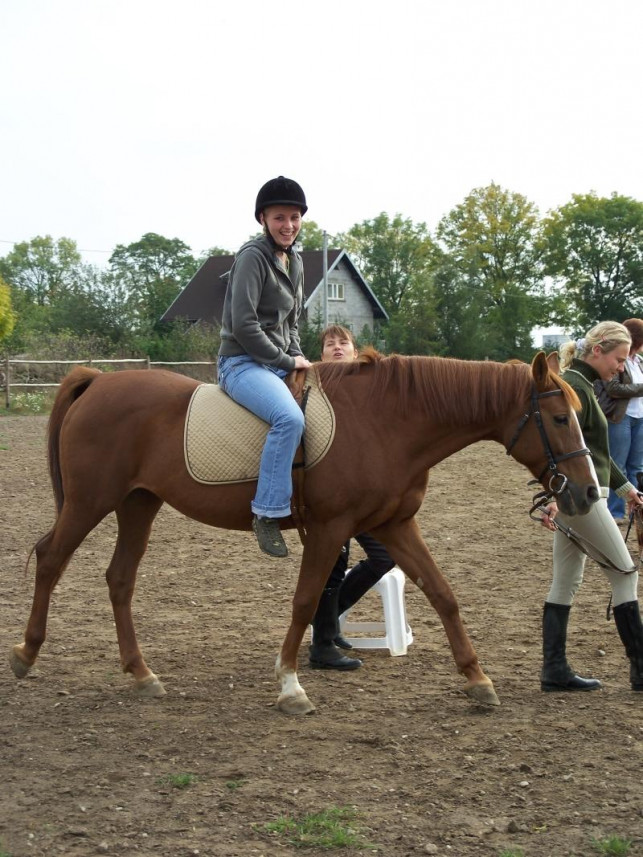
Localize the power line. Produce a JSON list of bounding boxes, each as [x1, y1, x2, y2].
[[0, 238, 112, 255]]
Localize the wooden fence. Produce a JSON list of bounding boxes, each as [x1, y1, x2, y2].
[[2, 357, 216, 408]]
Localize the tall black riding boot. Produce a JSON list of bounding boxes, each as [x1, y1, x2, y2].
[[333, 561, 385, 650], [612, 601, 643, 691], [338, 560, 385, 615], [541, 602, 602, 692], [309, 587, 362, 671]]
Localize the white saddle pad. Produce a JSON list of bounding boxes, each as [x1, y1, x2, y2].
[[183, 368, 335, 484]]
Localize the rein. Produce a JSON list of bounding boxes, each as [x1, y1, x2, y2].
[[519, 385, 636, 577], [506, 386, 590, 501], [528, 492, 637, 575]]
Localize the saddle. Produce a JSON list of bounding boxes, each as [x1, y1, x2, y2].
[[183, 367, 335, 485]]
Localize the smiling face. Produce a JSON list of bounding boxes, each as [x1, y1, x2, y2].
[[586, 342, 630, 380], [259, 204, 302, 250]]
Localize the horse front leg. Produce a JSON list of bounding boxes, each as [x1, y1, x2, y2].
[[107, 491, 165, 697], [376, 517, 500, 707], [276, 527, 347, 715]]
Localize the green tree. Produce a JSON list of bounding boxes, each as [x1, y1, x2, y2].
[[0, 236, 111, 353], [336, 213, 441, 354], [108, 233, 199, 336], [338, 213, 439, 315], [46, 266, 134, 347], [0, 236, 84, 305], [436, 183, 546, 360], [198, 245, 234, 267], [0, 275, 16, 343], [203, 246, 233, 257], [541, 191, 643, 329], [297, 220, 330, 251], [298, 307, 325, 361], [384, 275, 441, 355]]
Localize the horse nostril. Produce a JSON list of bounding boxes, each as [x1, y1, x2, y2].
[[587, 485, 600, 503]]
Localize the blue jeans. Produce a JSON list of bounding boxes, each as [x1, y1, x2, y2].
[[217, 355, 304, 518], [608, 415, 643, 518]]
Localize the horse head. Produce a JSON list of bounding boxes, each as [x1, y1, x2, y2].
[[504, 351, 599, 516]]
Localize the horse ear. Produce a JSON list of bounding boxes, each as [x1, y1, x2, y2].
[[546, 350, 561, 376], [531, 351, 551, 391]]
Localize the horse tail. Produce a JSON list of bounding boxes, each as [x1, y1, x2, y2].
[[48, 367, 101, 514]]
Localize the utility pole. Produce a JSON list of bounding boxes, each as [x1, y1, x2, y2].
[[322, 230, 328, 328]]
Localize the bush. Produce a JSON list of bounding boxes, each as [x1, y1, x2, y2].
[[4, 390, 51, 414]]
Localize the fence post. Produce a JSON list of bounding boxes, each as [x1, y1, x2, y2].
[[4, 355, 9, 410], [146, 356, 151, 370]]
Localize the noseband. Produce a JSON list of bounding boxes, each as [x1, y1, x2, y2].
[[506, 386, 590, 498]]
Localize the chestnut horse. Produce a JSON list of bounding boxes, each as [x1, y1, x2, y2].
[[10, 351, 598, 714]]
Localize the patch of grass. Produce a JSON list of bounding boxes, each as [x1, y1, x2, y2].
[[591, 835, 632, 856], [158, 772, 197, 789], [259, 805, 376, 850], [225, 778, 245, 790], [0, 846, 12, 857], [6, 391, 50, 414]]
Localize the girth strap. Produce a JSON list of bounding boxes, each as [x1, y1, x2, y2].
[[290, 383, 311, 546]]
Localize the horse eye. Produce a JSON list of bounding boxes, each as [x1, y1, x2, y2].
[[553, 415, 569, 426]]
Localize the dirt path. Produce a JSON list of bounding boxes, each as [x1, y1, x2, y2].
[[1, 416, 642, 856]]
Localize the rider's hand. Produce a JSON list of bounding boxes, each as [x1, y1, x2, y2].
[[540, 502, 558, 532], [626, 489, 643, 514], [293, 355, 312, 370]]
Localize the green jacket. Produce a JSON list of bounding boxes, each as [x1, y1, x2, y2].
[[218, 235, 304, 371], [562, 358, 631, 496]]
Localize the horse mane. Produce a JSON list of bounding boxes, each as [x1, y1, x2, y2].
[[315, 352, 580, 423], [549, 371, 581, 411], [357, 345, 383, 365]]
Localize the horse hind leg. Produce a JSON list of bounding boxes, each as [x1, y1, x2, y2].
[[10, 505, 102, 679], [107, 490, 165, 698]]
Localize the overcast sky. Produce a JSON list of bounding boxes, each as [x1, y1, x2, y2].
[[2, 0, 642, 268]]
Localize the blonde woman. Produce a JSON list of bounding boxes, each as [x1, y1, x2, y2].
[[542, 321, 643, 692]]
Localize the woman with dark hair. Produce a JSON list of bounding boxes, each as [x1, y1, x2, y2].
[[307, 325, 396, 671], [217, 177, 311, 558], [602, 318, 643, 521]]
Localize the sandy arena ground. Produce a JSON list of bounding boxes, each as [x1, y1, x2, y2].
[[1, 415, 642, 857]]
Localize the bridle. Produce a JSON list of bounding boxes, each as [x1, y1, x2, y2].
[[511, 385, 635, 578], [506, 385, 590, 501]]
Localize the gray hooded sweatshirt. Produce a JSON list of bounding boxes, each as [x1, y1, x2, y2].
[[218, 235, 304, 371]]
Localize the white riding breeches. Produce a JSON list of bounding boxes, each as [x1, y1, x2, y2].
[[547, 496, 639, 607]]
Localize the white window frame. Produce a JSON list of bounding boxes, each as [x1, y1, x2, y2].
[[328, 281, 345, 301]]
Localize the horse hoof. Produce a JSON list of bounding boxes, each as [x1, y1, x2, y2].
[[464, 680, 501, 707], [277, 692, 316, 715], [9, 645, 32, 679], [134, 674, 166, 698]]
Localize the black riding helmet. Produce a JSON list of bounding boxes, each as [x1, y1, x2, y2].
[[255, 176, 307, 222]]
